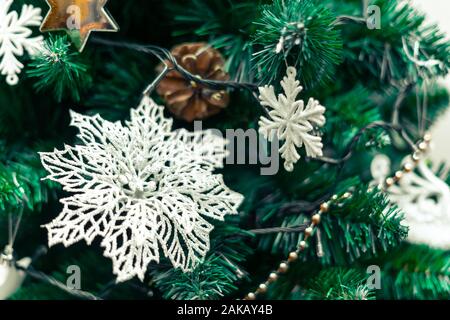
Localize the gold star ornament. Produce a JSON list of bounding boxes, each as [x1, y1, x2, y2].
[[40, 0, 119, 52]]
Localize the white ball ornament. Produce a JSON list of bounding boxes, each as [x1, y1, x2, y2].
[[0, 247, 31, 300]]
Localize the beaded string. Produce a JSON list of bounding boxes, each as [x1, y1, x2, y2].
[[244, 133, 432, 300]]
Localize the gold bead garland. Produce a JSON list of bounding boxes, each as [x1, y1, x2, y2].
[[243, 134, 431, 300], [378, 134, 431, 191], [244, 196, 334, 300]]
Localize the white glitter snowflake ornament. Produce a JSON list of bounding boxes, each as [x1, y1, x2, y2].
[[0, 0, 43, 85], [39, 96, 243, 283], [258, 67, 326, 172], [371, 154, 450, 249]]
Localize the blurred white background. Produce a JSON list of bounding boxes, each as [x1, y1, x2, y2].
[[411, 0, 450, 165]]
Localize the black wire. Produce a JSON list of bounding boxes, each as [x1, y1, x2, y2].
[[248, 224, 309, 235], [13, 246, 101, 300], [15, 264, 101, 300], [314, 121, 417, 169], [91, 37, 259, 93]]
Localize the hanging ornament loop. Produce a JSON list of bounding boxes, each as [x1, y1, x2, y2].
[[6, 173, 28, 254], [0, 245, 14, 266]]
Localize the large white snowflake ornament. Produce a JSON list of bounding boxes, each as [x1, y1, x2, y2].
[[0, 0, 43, 85], [39, 96, 244, 282], [258, 67, 326, 172]]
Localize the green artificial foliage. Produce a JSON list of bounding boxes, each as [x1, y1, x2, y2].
[[305, 268, 376, 300], [1, 0, 448, 301], [341, 0, 450, 85], [375, 244, 450, 300], [252, 0, 343, 88], [318, 186, 407, 264], [0, 165, 24, 211], [0, 156, 54, 212], [85, 50, 155, 121], [10, 250, 150, 300], [254, 183, 407, 264], [27, 36, 92, 102], [151, 222, 253, 300], [167, 0, 259, 82]]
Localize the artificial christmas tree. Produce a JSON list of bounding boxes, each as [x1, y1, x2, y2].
[[0, 0, 448, 301]]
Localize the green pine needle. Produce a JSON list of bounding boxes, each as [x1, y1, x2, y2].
[[0, 151, 56, 214], [306, 268, 376, 300], [167, 0, 258, 82], [376, 244, 450, 300], [255, 183, 407, 264], [151, 222, 252, 300], [27, 36, 92, 102], [252, 0, 343, 88], [343, 0, 450, 84]]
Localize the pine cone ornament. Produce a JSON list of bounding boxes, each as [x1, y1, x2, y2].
[[156, 43, 230, 122]]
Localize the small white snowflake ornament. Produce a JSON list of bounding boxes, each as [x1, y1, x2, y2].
[[0, 0, 43, 85], [258, 67, 326, 172], [39, 96, 244, 283], [371, 154, 450, 249]]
